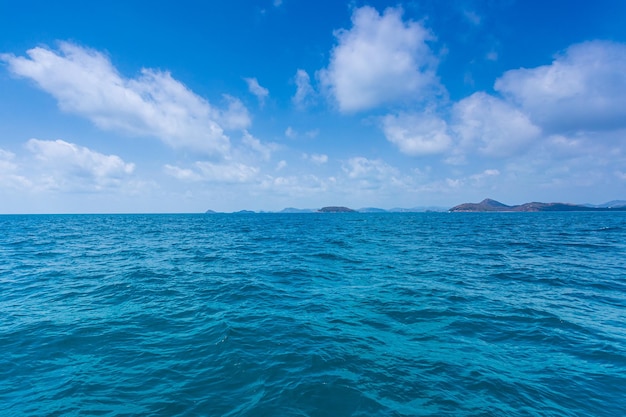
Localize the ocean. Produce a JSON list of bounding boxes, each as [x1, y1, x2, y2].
[[1, 212, 625, 416]]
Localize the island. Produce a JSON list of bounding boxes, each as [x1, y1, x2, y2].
[[449, 198, 626, 212], [317, 206, 356, 213]]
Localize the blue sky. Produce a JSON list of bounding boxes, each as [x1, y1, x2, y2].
[[1, 0, 625, 213]]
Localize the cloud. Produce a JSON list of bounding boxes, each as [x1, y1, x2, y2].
[[305, 153, 328, 164], [343, 156, 398, 181], [319, 6, 440, 112], [25, 139, 135, 191], [165, 160, 259, 183], [0, 148, 31, 189], [451, 92, 541, 157], [284, 126, 318, 139], [469, 168, 500, 183], [292, 69, 315, 108], [463, 10, 481, 26], [259, 173, 335, 201], [382, 112, 452, 155], [241, 130, 275, 161], [446, 169, 501, 189], [305, 129, 320, 139], [244, 77, 269, 106], [495, 41, 626, 133], [0, 149, 17, 171], [162, 165, 199, 181], [219, 95, 251, 131], [285, 126, 297, 138], [1, 42, 251, 154]]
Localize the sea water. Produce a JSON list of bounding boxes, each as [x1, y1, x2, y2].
[[1, 212, 625, 416]]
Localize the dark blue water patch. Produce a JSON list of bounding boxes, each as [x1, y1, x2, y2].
[[1, 212, 625, 416]]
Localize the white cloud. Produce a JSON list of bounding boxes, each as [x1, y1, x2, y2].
[[1, 42, 251, 154], [284, 126, 318, 140], [218, 95, 251, 131], [464, 10, 481, 26], [495, 41, 626, 133], [244, 77, 269, 106], [165, 160, 259, 183], [163, 164, 201, 181], [292, 69, 315, 108], [285, 126, 297, 139], [319, 6, 439, 112], [196, 161, 259, 183], [259, 174, 332, 198], [241, 130, 275, 161], [469, 168, 500, 183], [25, 139, 135, 191], [305, 129, 320, 139], [342, 157, 401, 184], [0, 149, 17, 171], [0, 148, 31, 189], [382, 112, 451, 155], [307, 153, 328, 164], [276, 160, 287, 171], [452, 92, 541, 157]]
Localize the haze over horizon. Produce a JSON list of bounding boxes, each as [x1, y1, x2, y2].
[[1, 0, 626, 213]]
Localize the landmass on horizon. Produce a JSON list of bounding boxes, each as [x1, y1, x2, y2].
[[449, 198, 626, 212], [205, 199, 626, 214]]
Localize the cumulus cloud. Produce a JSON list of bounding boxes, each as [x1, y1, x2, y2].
[[452, 92, 541, 157], [25, 139, 135, 191], [1, 42, 251, 154], [382, 112, 452, 155], [292, 69, 315, 108], [495, 41, 626, 133], [244, 77, 269, 107], [319, 6, 439, 112]]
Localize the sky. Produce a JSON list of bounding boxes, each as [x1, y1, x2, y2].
[[1, 0, 626, 213]]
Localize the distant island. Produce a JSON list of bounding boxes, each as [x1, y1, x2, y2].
[[206, 206, 449, 214], [317, 206, 356, 213], [449, 198, 626, 212], [205, 199, 626, 214]]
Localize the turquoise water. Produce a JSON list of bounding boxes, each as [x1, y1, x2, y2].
[[1, 212, 625, 416]]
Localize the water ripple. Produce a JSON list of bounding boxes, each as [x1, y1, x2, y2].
[[1, 212, 625, 416]]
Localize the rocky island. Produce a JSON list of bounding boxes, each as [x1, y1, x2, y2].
[[449, 199, 626, 212]]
